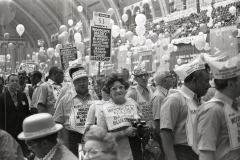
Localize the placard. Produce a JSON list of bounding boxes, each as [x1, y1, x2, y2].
[[59, 43, 77, 70], [93, 12, 110, 28], [19, 60, 37, 74]]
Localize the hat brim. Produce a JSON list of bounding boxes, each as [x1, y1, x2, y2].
[[18, 124, 63, 140], [72, 75, 88, 82]]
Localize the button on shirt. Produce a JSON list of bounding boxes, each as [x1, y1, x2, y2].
[[196, 91, 240, 160], [53, 89, 99, 130], [160, 85, 198, 145]]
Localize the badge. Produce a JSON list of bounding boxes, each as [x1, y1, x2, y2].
[[22, 101, 26, 105]]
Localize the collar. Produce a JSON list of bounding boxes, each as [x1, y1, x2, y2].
[[214, 91, 233, 106], [48, 79, 55, 85], [71, 89, 91, 99], [8, 89, 17, 96], [181, 85, 196, 99], [38, 142, 59, 160], [137, 84, 148, 94], [36, 81, 43, 87], [157, 85, 168, 96]]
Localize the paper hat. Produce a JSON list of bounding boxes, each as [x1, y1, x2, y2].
[[72, 67, 88, 82], [18, 113, 63, 140], [201, 52, 229, 63], [174, 55, 205, 80], [132, 61, 147, 76], [208, 55, 240, 79]]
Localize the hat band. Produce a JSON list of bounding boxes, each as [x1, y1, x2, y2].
[[24, 126, 57, 138]]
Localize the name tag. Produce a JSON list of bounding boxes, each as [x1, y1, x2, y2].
[[22, 101, 26, 105]]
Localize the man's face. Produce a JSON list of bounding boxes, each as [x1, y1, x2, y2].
[[8, 75, 19, 91], [195, 71, 211, 97], [162, 71, 174, 89], [55, 69, 64, 85], [18, 70, 27, 83], [135, 73, 149, 88], [25, 140, 45, 158], [73, 77, 89, 94]]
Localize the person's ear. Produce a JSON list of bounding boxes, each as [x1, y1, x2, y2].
[[228, 80, 237, 89]]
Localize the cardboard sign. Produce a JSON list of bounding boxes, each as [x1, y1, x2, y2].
[[59, 43, 77, 70], [93, 12, 110, 28], [19, 60, 36, 74]]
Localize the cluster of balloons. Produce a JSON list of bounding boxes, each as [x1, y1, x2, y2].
[[193, 32, 210, 51]]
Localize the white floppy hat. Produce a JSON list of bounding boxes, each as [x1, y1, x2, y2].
[[18, 113, 63, 140], [208, 54, 240, 79], [72, 67, 88, 82]]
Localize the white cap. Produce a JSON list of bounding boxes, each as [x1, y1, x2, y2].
[[201, 52, 229, 63], [208, 55, 240, 79], [174, 56, 205, 80], [72, 68, 88, 82]]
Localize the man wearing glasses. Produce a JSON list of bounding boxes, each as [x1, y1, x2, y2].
[[160, 56, 210, 160], [126, 63, 154, 127], [18, 113, 78, 160], [54, 66, 99, 157]]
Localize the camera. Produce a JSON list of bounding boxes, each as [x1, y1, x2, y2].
[[132, 120, 146, 128]]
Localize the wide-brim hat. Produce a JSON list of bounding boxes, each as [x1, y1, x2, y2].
[[18, 113, 63, 140]]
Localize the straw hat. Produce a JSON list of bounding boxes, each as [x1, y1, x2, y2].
[[18, 113, 63, 140]]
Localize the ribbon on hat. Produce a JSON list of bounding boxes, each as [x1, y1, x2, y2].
[[174, 55, 205, 80], [24, 126, 57, 138], [208, 55, 240, 79]]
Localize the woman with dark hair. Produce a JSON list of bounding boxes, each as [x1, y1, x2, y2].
[[97, 73, 142, 160], [81, 126, 118, 160]]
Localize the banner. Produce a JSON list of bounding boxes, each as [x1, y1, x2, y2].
[[171, 34, 207, 44], [60, 43, 77, 70]]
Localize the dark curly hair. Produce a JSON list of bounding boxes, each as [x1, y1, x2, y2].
[[105, 73, 129, 94]]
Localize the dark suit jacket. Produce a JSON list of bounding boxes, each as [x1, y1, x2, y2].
[[0, 90, 31, 139]]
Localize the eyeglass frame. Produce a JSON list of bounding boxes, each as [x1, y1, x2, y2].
[[25, 142, 40, 150], [162, 75, 173, 81], [135, 73, 149, 79], [110, 85, 125, 91]]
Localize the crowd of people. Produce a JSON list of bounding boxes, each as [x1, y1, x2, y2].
[[0, 51, 240, 160]]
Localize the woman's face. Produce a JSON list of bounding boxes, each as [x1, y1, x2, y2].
[[83, 140, 109, 160], [109, 81, 126, 101]]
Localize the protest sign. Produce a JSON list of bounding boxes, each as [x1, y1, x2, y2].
[[59, 43, 77, 70]]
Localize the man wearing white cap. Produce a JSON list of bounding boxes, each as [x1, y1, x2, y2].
[[160, 56, 211, 160], [53, 66, 99, 157], [193, 55, 240, 160], [18, 113, 78, 160], [126, 62, 154, 126]]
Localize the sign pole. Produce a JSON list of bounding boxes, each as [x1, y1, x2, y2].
[[98, 61, 100, 77]]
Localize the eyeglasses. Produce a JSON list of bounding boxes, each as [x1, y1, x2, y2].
[[136, 74, 149, 79], [110, 85, 125, 91], [79, 149, 107, 158], [163, 75, 173, 80], [26, 142, 39, 150]]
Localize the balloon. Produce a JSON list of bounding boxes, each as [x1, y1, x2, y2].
[[175, 64, 179, 68], [112, 25, 120, 38], [206, 12, 211, 17], [58, 33, 68, 44], [27, 54, 30, 58], [229, 36, 232, 39], [126, 31, 134, 41], [168, 44, 174, 52], [62, 31, 69, 40], [74, 33, 82, 42], [149, 30, 153, 35], [150, 33, 158, 43], [39, 49, 45, 57], [207, 6, 213, 12], [110, 19, 114, 26], [122, 14, 128, 22], [163, 44, 168, 51], [165, 54, 170, 60], [145, 39, 153, 49], [154, 60, 158, 64], [85, 56, 90, 63], [56, 44, 62, 53], [4, 33, 9, 39], [59, 25, 67, 33], [159, 34, 164, 40], [35, 52, 39, 56], [6, 54, 11, 60], [120, 29, 126, 37], [8, 43, 14, 49], [131, 36, 139, 46], [138, 36, 146, 45], [126, 58, 131, 64], [204, 43, 210, 51], [68, 19, 73, 26], [54, 52, 60, 57], [177, 58, 182, 65], [16, 24, 25, 36], [127, 51, 132, 57], [231, 43, 234, 46], [77, 42, 85, 52], [141, 61, 145, 68], [77, 6, 83, 12], [135, 14, 146, 27], [136, 26, 146, 36], [47, 48, 54, 58], [173, 46, 178, 52], [108, 8, 114, 15], [55, 61, 58, 64], [164, 32, 170, 38], [232, 29, 238, 37], [198, 32, 204, 37], [0, 0, 16, 25], [191, 41, 195, 46], [152, 50, 156, 55], [229, 6, 236, 15], [87, 48, 90, 54], [194, 36, 206, 50], [199, 24, 207, 33]]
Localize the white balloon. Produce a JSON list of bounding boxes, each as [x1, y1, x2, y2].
[[173, 46, 178, 52], [108, 8, 114, 15], [131, 36, 139, 46], [168, 44, 174, 52], [122, 14, 128, 22], [77, 6, 83, 12], [110, 19, 114, 26], [135, 14, 146, 27], [74, 33, 82, 42], [177, 58, 182, 65], [194, 36, 206, 50], [85, 56, 90, 63], [59, 25, 68, 33], [112, 25, 120, 38], [68, 19, 73, 26], [120, 29, 126, 37], [138, 36, 146, 45], [229, 6, 236, 15], [136, 26, 146, 36], [207, 6, 213, 12], [47, 48, 54, 58], [204, 43, 210, 51], [127, 51, 132, 57], [145, 39, 153, 49], [126, 58, 131, 64], [16, 24, 25, 36], [6, 54, 11, 60]]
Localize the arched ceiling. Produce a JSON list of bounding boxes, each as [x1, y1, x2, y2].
[[2, 0, 165, 48]]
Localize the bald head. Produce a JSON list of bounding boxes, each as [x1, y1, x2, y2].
[[154, 68, 173, 89]]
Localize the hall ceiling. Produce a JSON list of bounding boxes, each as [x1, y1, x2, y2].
[[6, 0, 141, 48]]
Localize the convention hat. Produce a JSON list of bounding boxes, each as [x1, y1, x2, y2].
[[207, 54, 240, 79], [201, 51, 229, 63], [18, 113, 63, 140], [174, 55, 205, 80], [132, 61, 147, 76], [71, 66, 88, 82]]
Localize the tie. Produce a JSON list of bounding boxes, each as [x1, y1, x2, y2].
[[142, 88, 150, 101], [12, 93, 18, 107]]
